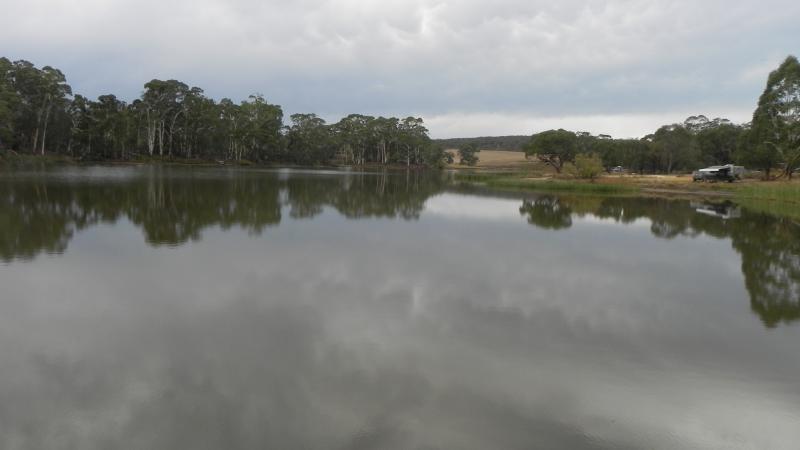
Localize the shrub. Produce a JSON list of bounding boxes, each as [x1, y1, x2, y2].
[[574, 153, 604, 181]]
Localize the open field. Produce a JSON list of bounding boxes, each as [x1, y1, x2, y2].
[[451, 151, 800, 207], [446, 149, 543, 170]]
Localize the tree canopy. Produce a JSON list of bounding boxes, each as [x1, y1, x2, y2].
[[0, 57, 446, 168], [459, 143, 479, 166], [3, 54, 799, 175], [738, 55, 800, 178], [524, 129, 577, 173]]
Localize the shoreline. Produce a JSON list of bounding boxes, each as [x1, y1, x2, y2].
[[3, 152, 798, 210]]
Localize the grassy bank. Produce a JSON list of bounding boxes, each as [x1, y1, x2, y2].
[[732, 183, 800, 220], [0, 150, 75, 168], [733, 183, 800, 203], [455, 165, 800, 208]]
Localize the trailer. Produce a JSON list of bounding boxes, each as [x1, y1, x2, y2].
[[692, 164, 744, 183]]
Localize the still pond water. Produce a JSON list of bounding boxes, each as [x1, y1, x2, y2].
[[1, 166, 799, 449]]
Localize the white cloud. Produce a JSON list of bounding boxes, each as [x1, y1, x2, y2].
[[425, 108, 754, 139], [1, 0, 798, 136]]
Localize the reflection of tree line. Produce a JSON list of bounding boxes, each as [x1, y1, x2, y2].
[[286, 170, 437, 221], [520, 196, 800, 328], [4, 172, 797, 329], [0, 169, 445, 261]]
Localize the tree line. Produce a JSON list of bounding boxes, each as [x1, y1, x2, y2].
[[517, 56, 799, 178], [0, 57, 447, 167], [434, 135, 530, 152], [524, 115, 745, 175]]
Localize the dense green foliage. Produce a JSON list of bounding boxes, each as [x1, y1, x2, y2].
[[524, 129, 578, 173], [738, 56, 800, 178], [524, 118, 745, 174], [434, 135, 529, 151], [3, 54, 798, 174], [459, 143, 479, 165], [0, 57, 446, 167]]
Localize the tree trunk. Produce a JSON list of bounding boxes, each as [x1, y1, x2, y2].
[[158, 120, 165, 157], [146, 110, 156, 156], [40, 103, 52, 155], [32, 127, 39, 154]]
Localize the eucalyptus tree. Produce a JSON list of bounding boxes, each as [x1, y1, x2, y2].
[[286, 113, 335, 164], [650, 124, 698, 173], [524, 129, 577, 173], [740, 55, 800, 178], [398, 117, 428, 166], [332, 114, 372, 164], [6, 60, 72, 154], [180, 90, 219, 159], [1, 55, 445, 168], [65, 94, 92, 157], [92, 94, 128, 159], [34, 66, 72, 154], [140, 79, 190, 157], [695, 123, 743, 166], [623, 139, 657, 174], [239, 94, 284, 162], [0, 57, 18, 147], [419, 142, 448, 168], [218, 98, 245, 161], [371, 116, 399, 164], [459, 142, 478, 165]]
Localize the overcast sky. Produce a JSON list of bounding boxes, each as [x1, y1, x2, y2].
[[2, 0, 798, 138]]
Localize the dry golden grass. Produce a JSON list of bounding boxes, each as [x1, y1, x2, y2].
[[446, 150, 544, 170], [450, 151, 800, 200]]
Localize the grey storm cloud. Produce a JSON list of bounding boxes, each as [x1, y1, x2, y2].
[[2, 0, 799, 137]]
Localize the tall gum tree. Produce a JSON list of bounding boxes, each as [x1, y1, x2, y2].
[[741, 55, 800, 178]]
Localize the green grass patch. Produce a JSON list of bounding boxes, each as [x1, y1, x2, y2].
[[0, 151, 75, 168], [734, 183, 800, 202], [732, 183, 800, 220], [735, 198, 800, 221]]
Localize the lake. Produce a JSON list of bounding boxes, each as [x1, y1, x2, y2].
[[1, 166, 799, 449]]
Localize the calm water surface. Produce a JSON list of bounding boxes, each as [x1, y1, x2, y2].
[[1, 166, 799, 449]]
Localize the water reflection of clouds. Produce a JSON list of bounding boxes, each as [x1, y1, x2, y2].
[[577, 215, 652, 229], [2, 170, 800, 448], [425, 193, 524, 222], [2, 196, 800, 449]]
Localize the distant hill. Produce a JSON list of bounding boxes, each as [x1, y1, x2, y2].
[[433, 135, 529, 151]]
